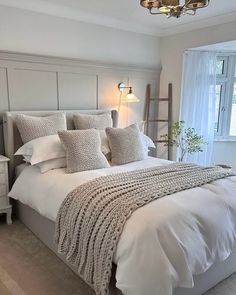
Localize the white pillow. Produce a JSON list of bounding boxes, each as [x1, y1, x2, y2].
[[22, 155, 31, 163], [15, 132, 112, 166], [141, 133, 156, 151], [138, 121, 146, 133], [36, 158, 66, 173], [15, 134, 65, 165], [137, 121, 156, 152]]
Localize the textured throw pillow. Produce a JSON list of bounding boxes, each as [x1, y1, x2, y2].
[[99, 130, 155, 157], [15, 134, 65, 165], [15, 113, 67, 143], [106, 124, 146, 165], [58, 130, 110, 173], [73, 112, 112, 130]]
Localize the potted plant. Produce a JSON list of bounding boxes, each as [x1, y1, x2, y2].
[[160, 121, 208, 162]]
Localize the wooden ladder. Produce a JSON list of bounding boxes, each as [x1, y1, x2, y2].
[[144, 83, 173, 160]]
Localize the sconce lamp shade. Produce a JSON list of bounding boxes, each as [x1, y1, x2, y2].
[[118, 82, 140, 103], [124, 93, 140, 102]]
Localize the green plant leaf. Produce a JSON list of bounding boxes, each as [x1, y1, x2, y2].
[[160, 120, 208, 160]]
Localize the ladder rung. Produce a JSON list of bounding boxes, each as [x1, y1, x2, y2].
[[158, 98, 169, 101], [153, 140, 168, 143], [150, 98, 169, 101], [148, 119, 168, 123]]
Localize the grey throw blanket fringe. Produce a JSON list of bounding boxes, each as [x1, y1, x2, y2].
[[54, 163, 235, 295]]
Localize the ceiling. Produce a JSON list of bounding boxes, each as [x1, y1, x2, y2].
[[0, 0, 236, 36], [193, 40, 236, 52]]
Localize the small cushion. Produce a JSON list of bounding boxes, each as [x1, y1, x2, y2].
[[58, 129, 110, 173], [106, 124, 146, 165], [99, 130, 155, 158], [15, 113, 67, 143], [73, 112, 112, 130]]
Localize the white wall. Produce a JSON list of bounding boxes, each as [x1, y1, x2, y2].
[[0, 5, 161, 69], [213, 142, 236, 169], [0, 5, 161, 156], [160, 20, 236, 169]]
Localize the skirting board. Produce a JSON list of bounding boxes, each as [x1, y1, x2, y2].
[[15, 201, 236, 295]]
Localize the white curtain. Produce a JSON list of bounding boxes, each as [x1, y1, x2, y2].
[[180, 50, 217, 165]]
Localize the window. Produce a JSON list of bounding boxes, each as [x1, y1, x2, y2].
[[214, 84, 224, 133], [230, 83, 236, 136], [216, 58, 227, 76], [215, 55, 236, 140]]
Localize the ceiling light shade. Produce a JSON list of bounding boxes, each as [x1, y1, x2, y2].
[[140, 0, 180, 8], [140, 0, 210, 18], [162, 0, 179, 5], [140, 0, 161, 9], [185, 0, 208, 9]]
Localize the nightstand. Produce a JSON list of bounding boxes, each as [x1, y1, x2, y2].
[[0, 155, 12, 225]]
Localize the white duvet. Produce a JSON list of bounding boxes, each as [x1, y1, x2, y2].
[[9, 157, 236, 295]]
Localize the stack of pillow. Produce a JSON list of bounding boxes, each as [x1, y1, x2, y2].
[[15, 112, 155, 174]]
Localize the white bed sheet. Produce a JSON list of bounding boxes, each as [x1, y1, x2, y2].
[[9, 157, 236, 295], [10, 157, 170, 221], [15, 163, 29, 178]]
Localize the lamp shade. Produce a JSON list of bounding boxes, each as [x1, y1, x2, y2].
[[185, 0, 208, 9], [123, 93, 140, 103], [118, 82, 140, 103], [140, 0, 179, 8], [162, 0, 179, 5], [140, 0, 160, 8]]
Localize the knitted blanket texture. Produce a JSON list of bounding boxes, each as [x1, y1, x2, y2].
[[55, 163, 235, 295]]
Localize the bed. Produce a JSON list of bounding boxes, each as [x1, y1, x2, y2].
[[3, 110, 236, 295]]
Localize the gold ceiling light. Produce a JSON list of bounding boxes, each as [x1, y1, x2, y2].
[[140, 0, 210, 18]]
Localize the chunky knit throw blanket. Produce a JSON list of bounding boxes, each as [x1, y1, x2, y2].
[[55, 163, 235, 295]]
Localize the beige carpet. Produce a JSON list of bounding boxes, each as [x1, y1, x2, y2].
[[0, 217, 236, 295]]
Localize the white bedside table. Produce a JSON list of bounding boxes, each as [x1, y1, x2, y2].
[[0, 155, 12, 225]]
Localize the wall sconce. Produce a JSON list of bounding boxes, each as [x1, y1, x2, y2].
[[118, 82, 140, 103]]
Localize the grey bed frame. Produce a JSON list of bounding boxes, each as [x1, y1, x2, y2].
[[3, 110, 236, 295]]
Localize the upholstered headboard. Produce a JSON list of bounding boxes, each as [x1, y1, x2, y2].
[[3, 109, 118, 185]]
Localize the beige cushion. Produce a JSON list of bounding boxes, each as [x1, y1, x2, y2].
[[73, 112, 112, 130], [106, 124, 146, 165], [15, 113, 67, 143], [58, 129, 110, 173]]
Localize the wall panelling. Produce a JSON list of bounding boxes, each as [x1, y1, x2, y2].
[[0, 51, 161, 154]]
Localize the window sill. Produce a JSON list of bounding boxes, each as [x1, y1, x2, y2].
[[214, 138, 236, 142]]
